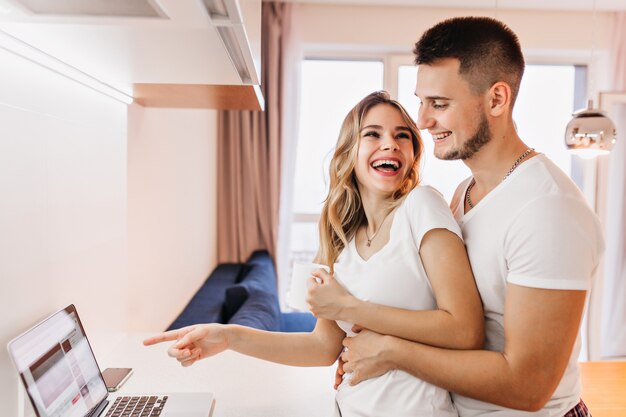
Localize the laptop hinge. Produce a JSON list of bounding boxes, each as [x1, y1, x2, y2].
[[88, 398, 109, 417]]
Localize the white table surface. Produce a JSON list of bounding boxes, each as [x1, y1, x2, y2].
[[91, 333, 337, 417]]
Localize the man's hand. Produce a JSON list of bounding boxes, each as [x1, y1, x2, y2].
[[341, 329, 394, 386]]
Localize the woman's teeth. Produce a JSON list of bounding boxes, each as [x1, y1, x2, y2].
[[372, 160, 400, 171]]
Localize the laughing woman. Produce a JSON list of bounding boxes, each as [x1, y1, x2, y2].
[[144, 91, 483, 417]]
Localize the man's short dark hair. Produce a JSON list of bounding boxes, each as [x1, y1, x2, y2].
[[413, 16, 525, 106]]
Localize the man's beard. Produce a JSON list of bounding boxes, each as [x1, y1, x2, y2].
[[439, 113, 492, 160]]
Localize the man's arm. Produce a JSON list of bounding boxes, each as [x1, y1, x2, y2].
[[342, 284, 586, 411]]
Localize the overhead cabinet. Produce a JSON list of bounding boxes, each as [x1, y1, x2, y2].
[[0, 0, 263, 110]]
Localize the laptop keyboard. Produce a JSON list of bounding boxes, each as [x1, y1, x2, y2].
[[105, 395, 168, 417]]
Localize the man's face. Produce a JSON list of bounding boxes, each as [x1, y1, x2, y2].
[[415, 58, 492, 161]]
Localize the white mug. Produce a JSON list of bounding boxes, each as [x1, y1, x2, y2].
[[287, 262, 330, 311]]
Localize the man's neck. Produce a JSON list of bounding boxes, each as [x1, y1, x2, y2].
[[464, 128, 530, 191]]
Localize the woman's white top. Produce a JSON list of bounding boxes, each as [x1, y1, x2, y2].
[[334, 186, 462, 417]]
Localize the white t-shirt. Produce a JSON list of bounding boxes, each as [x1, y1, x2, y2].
[[450, 154, 604, 417], [334, 186, 462, 417]]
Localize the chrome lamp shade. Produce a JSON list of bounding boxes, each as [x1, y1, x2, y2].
[[565, 100, 617, 157]]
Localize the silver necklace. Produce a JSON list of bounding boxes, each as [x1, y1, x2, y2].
[[365, 210, 392, 247], [465, 148, 534, 209]]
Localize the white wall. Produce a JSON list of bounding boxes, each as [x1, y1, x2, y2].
[[127, 106, 218, 331], [298, 5, 613, 54], [0, 49, 128, 416], [0, 47, 219, 417]]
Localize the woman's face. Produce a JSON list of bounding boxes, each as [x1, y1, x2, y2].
[[354, 103, 415, 198]]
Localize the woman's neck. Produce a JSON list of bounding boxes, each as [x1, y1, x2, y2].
[[360, 192, 394, 233]]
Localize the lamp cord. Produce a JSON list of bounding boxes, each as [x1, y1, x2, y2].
[[590, 0, 596, 103]]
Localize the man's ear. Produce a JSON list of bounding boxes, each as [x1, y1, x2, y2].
[[487, 82, 511, 117]]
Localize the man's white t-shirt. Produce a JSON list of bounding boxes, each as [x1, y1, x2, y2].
[[450, 154, 604, 417], [333, 185, 462, 417]]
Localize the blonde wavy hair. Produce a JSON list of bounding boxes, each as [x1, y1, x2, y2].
[[317, 91, 423, 269]]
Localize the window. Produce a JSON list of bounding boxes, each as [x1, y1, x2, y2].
[[285, 57, 584, 307]]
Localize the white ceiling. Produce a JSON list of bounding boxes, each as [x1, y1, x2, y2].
[[275, 0, 626, 11]]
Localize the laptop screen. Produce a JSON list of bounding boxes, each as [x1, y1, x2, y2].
[[7, 305, 108, 417]]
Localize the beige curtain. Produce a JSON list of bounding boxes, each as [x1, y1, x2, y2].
[[217, 2, 294, 264]]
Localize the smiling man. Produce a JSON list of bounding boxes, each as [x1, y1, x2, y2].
[[339, 16, 604, 417]]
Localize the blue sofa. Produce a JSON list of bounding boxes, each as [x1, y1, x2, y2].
[[168, 250, 317, 332]]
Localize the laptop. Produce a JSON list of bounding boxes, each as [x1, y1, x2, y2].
[[7, 304, 215, 417]]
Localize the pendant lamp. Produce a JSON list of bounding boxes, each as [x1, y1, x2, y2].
[[564, 0, 617, 158], [564, 99, 617, 158]]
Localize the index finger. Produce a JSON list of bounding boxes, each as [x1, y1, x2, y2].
[[334, 358, 345, 390], [143, 329, 186, 346]]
